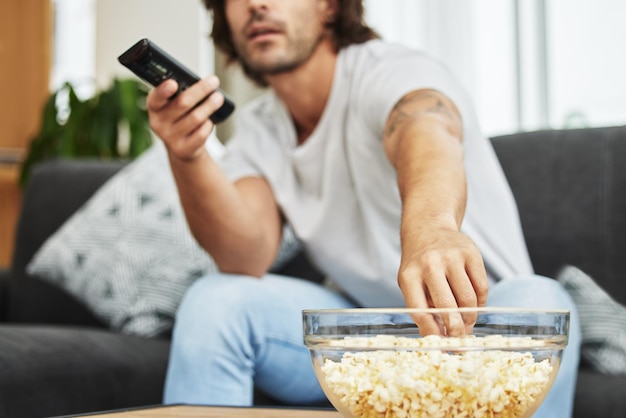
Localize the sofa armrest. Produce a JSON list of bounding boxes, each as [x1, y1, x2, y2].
[[0, 268, 9, 321], [6, 158, 126, 324]]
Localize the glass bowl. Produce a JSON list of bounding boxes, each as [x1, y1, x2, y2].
[[303, 307, 569, 418]]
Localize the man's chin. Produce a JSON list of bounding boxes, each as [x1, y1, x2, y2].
[[244, 59, 300, 78]]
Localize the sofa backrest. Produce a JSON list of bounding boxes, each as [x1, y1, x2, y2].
[[491, 125, 626, 305]]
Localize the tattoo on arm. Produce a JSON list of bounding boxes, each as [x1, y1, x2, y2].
[[384, 90, 461, 139]]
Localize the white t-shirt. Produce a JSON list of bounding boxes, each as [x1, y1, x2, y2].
[[219, 40, 533, 307]]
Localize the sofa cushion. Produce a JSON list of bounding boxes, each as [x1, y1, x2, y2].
[[8, 159, 125, 326], [26, 139, 300, 337], [556, 265, 626, 376], [0, 324, 169, 418]]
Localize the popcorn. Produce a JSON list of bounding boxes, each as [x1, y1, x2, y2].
[[319, 335, 553, 418]]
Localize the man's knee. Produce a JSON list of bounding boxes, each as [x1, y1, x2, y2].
[[173, 273, 269, 340], [488, 275, 575, 310], [178, 273, 261, 312], [488, 275, 581, 350]]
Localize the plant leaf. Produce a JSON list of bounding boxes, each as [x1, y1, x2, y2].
[[20, 78, 153, 187]]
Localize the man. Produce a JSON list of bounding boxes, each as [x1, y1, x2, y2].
[[146, 0, 580, 416]]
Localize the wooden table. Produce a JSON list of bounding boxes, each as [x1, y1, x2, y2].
[[78, 405, 342, 417]]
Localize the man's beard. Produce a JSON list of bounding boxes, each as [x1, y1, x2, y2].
[[236, 31, 325, 87]]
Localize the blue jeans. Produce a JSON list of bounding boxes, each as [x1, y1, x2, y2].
[[163, 273, 581, 417]]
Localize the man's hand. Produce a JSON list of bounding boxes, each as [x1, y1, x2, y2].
[[146, 76, 225, 161], [397, 221, 488, 336]]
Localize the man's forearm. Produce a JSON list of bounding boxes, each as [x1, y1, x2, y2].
[[396, 118, 466, 234], [383, 89, 466, 231], [167, 149, 281, 276]]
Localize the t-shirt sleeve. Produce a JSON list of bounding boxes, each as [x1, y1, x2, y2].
[[218, 140, 260, 182], [217, 109, 265, 183], [353, 42, 470, 138]]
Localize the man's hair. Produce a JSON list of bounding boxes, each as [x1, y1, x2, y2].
[[202, 0, 380, 86]]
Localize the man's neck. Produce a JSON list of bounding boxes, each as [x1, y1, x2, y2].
[[266, 38, 337, 144]]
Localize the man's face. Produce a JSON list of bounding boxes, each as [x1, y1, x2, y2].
[[225, 0, 332, 76]]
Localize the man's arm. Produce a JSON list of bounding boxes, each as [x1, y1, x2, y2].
[[147, 76, 282, 277], [383, 89, 488, 335]]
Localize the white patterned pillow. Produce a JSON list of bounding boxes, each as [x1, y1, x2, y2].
[[556, 265, 626, 376], [27, 138, 300, 337]]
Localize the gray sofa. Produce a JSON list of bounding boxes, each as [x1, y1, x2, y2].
[[1, 125, 626, 417]]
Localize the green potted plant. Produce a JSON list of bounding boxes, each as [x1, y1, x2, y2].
[[20, 78, 153, 186]]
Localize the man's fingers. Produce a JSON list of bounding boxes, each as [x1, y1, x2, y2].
[[147, 79, 179, 110], [402, 261, 482, 337], [423, 271, 467, 337], [148, 76, 220, 117], [170, 76, 220, 121], [445, 264, 479, 330], [170, 92, 220, 135], [401, 279, 445, 336], [467, 256, 489, 307]]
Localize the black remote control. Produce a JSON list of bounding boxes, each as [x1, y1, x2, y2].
[[118, 38, 235, 124]]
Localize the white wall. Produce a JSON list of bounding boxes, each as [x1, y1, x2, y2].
[[94, 0, 213, 91], [50, 0, 97, 98], [547, 0, 626, 129]]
